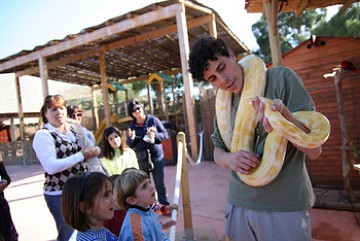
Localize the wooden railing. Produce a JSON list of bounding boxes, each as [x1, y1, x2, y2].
[[169, 132, 196, 241], [0, 140, 39, 165]]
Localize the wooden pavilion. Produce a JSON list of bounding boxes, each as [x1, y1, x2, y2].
[[0, 0, 249, 159]]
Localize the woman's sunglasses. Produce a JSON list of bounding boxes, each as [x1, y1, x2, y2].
[[132, 107, 141, 113]]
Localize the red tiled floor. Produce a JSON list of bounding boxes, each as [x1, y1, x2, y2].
[[5, 162, 360, 241]]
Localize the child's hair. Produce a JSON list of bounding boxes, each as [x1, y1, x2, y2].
[[102, 126, 127, 159], [188, 36, 230, 81], [109, 174, 120, 187], [61, 172, 111, 231], [114, 169, 148, 210]]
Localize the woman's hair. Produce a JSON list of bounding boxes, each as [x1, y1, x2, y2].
[[40, 95, 66, 123], [188, 36, 230, 81], [127, 101, 144, 120], [114, 169, 148, 210], [102, 126, 127, 159], [67, 105, 82, 119], [61, 172, 111, 232]]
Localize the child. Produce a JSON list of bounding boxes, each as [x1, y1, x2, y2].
[[67, 105, 108, 175], [61, 172, 117, 241], [114, 169, 175, 240], [102, 126, 139, 175]]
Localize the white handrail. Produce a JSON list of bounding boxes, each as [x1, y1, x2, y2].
[[169, 140, 184, 241]]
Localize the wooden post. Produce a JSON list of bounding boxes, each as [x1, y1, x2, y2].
[[333, 68, 355, 201], [39, 57, 49, 98], [208, 13, 217, 38], [114, 91, 119, 115], [175, 1, 198, 160], [147, 84, 153, 115], [177, 132, 194, 240], [262, 0, 282, 66], [92, 88, 100, 129], [10, 118, 15, 142], [99, 52, 111, 127], [14, 75, 26, 165]]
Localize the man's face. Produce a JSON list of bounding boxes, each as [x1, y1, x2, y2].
[[203, 51, 244, 94]]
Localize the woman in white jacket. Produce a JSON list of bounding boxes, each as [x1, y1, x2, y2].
[[32, 95, 99, 241]]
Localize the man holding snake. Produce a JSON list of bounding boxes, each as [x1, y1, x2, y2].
[[189, 36, 326, 241]]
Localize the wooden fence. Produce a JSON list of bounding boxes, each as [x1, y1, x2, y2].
[[0, 140, 39, 165]]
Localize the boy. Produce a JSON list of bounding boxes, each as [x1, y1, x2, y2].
[[114, 169, 175, 240]]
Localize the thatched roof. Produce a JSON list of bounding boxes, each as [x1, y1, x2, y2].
[[0, 0, 249, 87], [245, 0, 358, 16]]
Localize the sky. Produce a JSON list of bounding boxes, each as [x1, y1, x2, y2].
[[0, 0, 263, 59]]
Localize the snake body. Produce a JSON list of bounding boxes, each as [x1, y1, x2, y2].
[[216, 55, 330, 187]]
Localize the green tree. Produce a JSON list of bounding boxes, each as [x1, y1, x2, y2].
[[313, 3, 360, 36], [252, 9, 326, 63], [252, 3, 360, 64]]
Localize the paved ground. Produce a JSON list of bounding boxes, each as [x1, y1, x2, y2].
[[4, 162, 360, 241]]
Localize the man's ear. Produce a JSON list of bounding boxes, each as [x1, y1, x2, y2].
[[228, 49, 236, 59], [126, 196, 137, 205]]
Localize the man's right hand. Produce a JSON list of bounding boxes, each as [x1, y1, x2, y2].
[[214, 147, 260, 174]]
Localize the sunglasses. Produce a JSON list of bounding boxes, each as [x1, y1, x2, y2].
[[132, 107, 141, 113], [74, 113, 82, 117]]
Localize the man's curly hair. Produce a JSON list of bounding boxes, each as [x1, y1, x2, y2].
[[188, 36, 230, 81]]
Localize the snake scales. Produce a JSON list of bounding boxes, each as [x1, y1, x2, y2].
[[215, 55, 330, 187]]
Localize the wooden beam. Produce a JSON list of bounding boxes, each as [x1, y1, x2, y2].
[[295, 0, 309, 17], [342, 0, 356, 10], [92, 89, 100, 129], [15, 15, 213, 77], [0, 4, 180, 72], [176, 1, 199, 179], [263, 0, 282, 66], [183, 0, 213, 14], [332, 69, 355, 201], [99, 52, 111, 127], [38, 57, 49, 98], [15, 76, 25, 165], [271, 0, 278, 35], [208, 13, 217, 38]]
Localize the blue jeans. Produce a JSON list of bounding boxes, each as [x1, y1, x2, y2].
[[44, 194, 74, 241], [151, 155, 169, 205]]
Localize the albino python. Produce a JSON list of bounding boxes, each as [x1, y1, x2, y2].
[[215, 55, 330, 187]]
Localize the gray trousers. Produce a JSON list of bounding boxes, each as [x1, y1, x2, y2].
[[225, 204, 311, 241]]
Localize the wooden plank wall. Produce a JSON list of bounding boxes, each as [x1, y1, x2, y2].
[[200, 88, 216, 162], [278, 37, 360, 189]]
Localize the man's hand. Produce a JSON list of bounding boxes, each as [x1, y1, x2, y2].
[[214, 147, 260, 175]]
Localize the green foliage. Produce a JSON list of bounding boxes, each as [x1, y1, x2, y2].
[[252, 3, 360, 63], [252, 9, 326, 63], [313, 3, 360, 36]]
